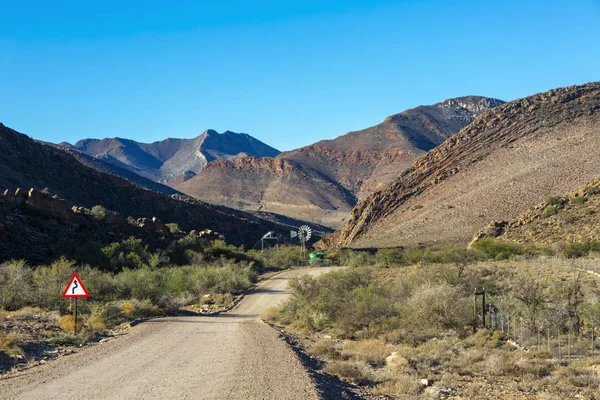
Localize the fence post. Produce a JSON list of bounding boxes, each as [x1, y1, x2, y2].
[[568, 330, 571, 365], [558, 332, 562, 360], [473, 288, 477, 332], [482, 288, 486, 329]]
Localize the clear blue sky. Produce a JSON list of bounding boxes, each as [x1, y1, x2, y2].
[[1, 0, 599, 151]]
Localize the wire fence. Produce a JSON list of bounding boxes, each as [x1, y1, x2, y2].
[[476, 256, 600, 363]]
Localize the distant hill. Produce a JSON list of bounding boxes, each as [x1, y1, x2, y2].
[[61, 130, 280, 185], [175, 96, 503, 227], [473, 178, 600, 247], [323, 82, 600, 248], [175, 157, 356, 228], [0, 123, 326, 247]]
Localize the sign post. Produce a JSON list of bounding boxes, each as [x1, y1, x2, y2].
[[62, 272, 90, 334]]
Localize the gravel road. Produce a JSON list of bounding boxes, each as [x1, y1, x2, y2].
[[0, 267, 339, 400]]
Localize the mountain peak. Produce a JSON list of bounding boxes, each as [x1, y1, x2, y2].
[[66, 129, 280, 184], [437, 96, 505, 113]]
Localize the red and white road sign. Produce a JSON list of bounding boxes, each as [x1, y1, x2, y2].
[[62, 272, 90, 298]]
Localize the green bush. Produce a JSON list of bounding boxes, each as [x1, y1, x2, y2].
[[546, 196, 562, 206], [0, 260, 32, 310], [247, 245, 303, 270], [402, 282, 471, 331], [31, 258, 75, 312], [562, 240, 600, 258], [471, 239, 522, 260], [102, 237, 150, 272], [542, 204, 560, 217], [285, 268, 396, 335]]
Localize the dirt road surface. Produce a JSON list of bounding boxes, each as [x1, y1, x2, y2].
[[0, 267, 340, 400]]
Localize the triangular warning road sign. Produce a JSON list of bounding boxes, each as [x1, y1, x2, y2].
[[62, 272, 90, 298]]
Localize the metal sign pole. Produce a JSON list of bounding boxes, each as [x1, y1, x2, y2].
[[73, 298, 78, 335]]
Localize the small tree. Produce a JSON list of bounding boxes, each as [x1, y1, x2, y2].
[[91, 205, 109, 220]]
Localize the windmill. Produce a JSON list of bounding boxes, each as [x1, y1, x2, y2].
[[297, 225, 312, 261]]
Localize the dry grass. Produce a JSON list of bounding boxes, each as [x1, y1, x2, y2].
[[308, 338, 340, 359], [120, 301, 136, 317], [260, 306, 280, 324], [324, 360, 377, 385], [341, 339, 389, 366], [0, 332, 24, 357], [86, 316, 107, 333], [373, 375, 421, 397], [555, 367, 600, 388], [58, 315, 82, 333]]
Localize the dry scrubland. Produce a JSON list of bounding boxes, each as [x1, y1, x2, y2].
[[0, 238, 304, 372], [265, 244, 600, 399]]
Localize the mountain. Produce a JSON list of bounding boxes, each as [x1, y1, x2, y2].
[[279, 96, 505, 199], [322, 82, 600, 249], [174, 96, 503, 227], [0, 123, 327, 247], [175, 157, 356, 228], [42, 142, 181, 196], [473, 178, 600, 247], [61, 130, 280, 185]]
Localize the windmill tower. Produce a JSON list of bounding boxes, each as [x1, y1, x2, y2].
[[297, 225, 312, 262]]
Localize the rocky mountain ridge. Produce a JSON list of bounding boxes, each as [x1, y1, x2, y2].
[[322, 82, 600, 248], [61, 129, 280, 184]]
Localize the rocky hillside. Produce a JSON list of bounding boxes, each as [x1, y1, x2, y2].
[[44, 143, 181, 196], [323, 82, 600, 249], [175, 157, 356, 228], [61, 130, 280, 184], [473, 179, 600, 247], [175, 96, 503, 227], [0, 123, 324, 247], [279, 96, 504, 198]]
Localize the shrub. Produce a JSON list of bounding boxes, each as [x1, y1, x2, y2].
[[563, 241, 600, 258], [0, 260, 32, 311], [90, 205, 109, 220], [557, 367, 600, 388], [117, 267, 168, 303], [471, 239, 522, 260], [546, 196, 562, 206], [86, 316, 107, 332], [248, 245, 303, 270], [373, 375, 421, 396], [375, 248, 406, 266], [324, 360, 376, 385], [342, 339, 389, 366], [165, 223, 182, 233], [120, 301, 136, 317], [542, 205, 560, 217], [402, 283, 471, 332], [0, 332, 24, 357], [31, 258, 75, 311], [47, 333, 87, 347], [58, 314, 82, 333], [102, 237, 150, 271], [261, 306, 281, 324], [308, 338, 341, 359]]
